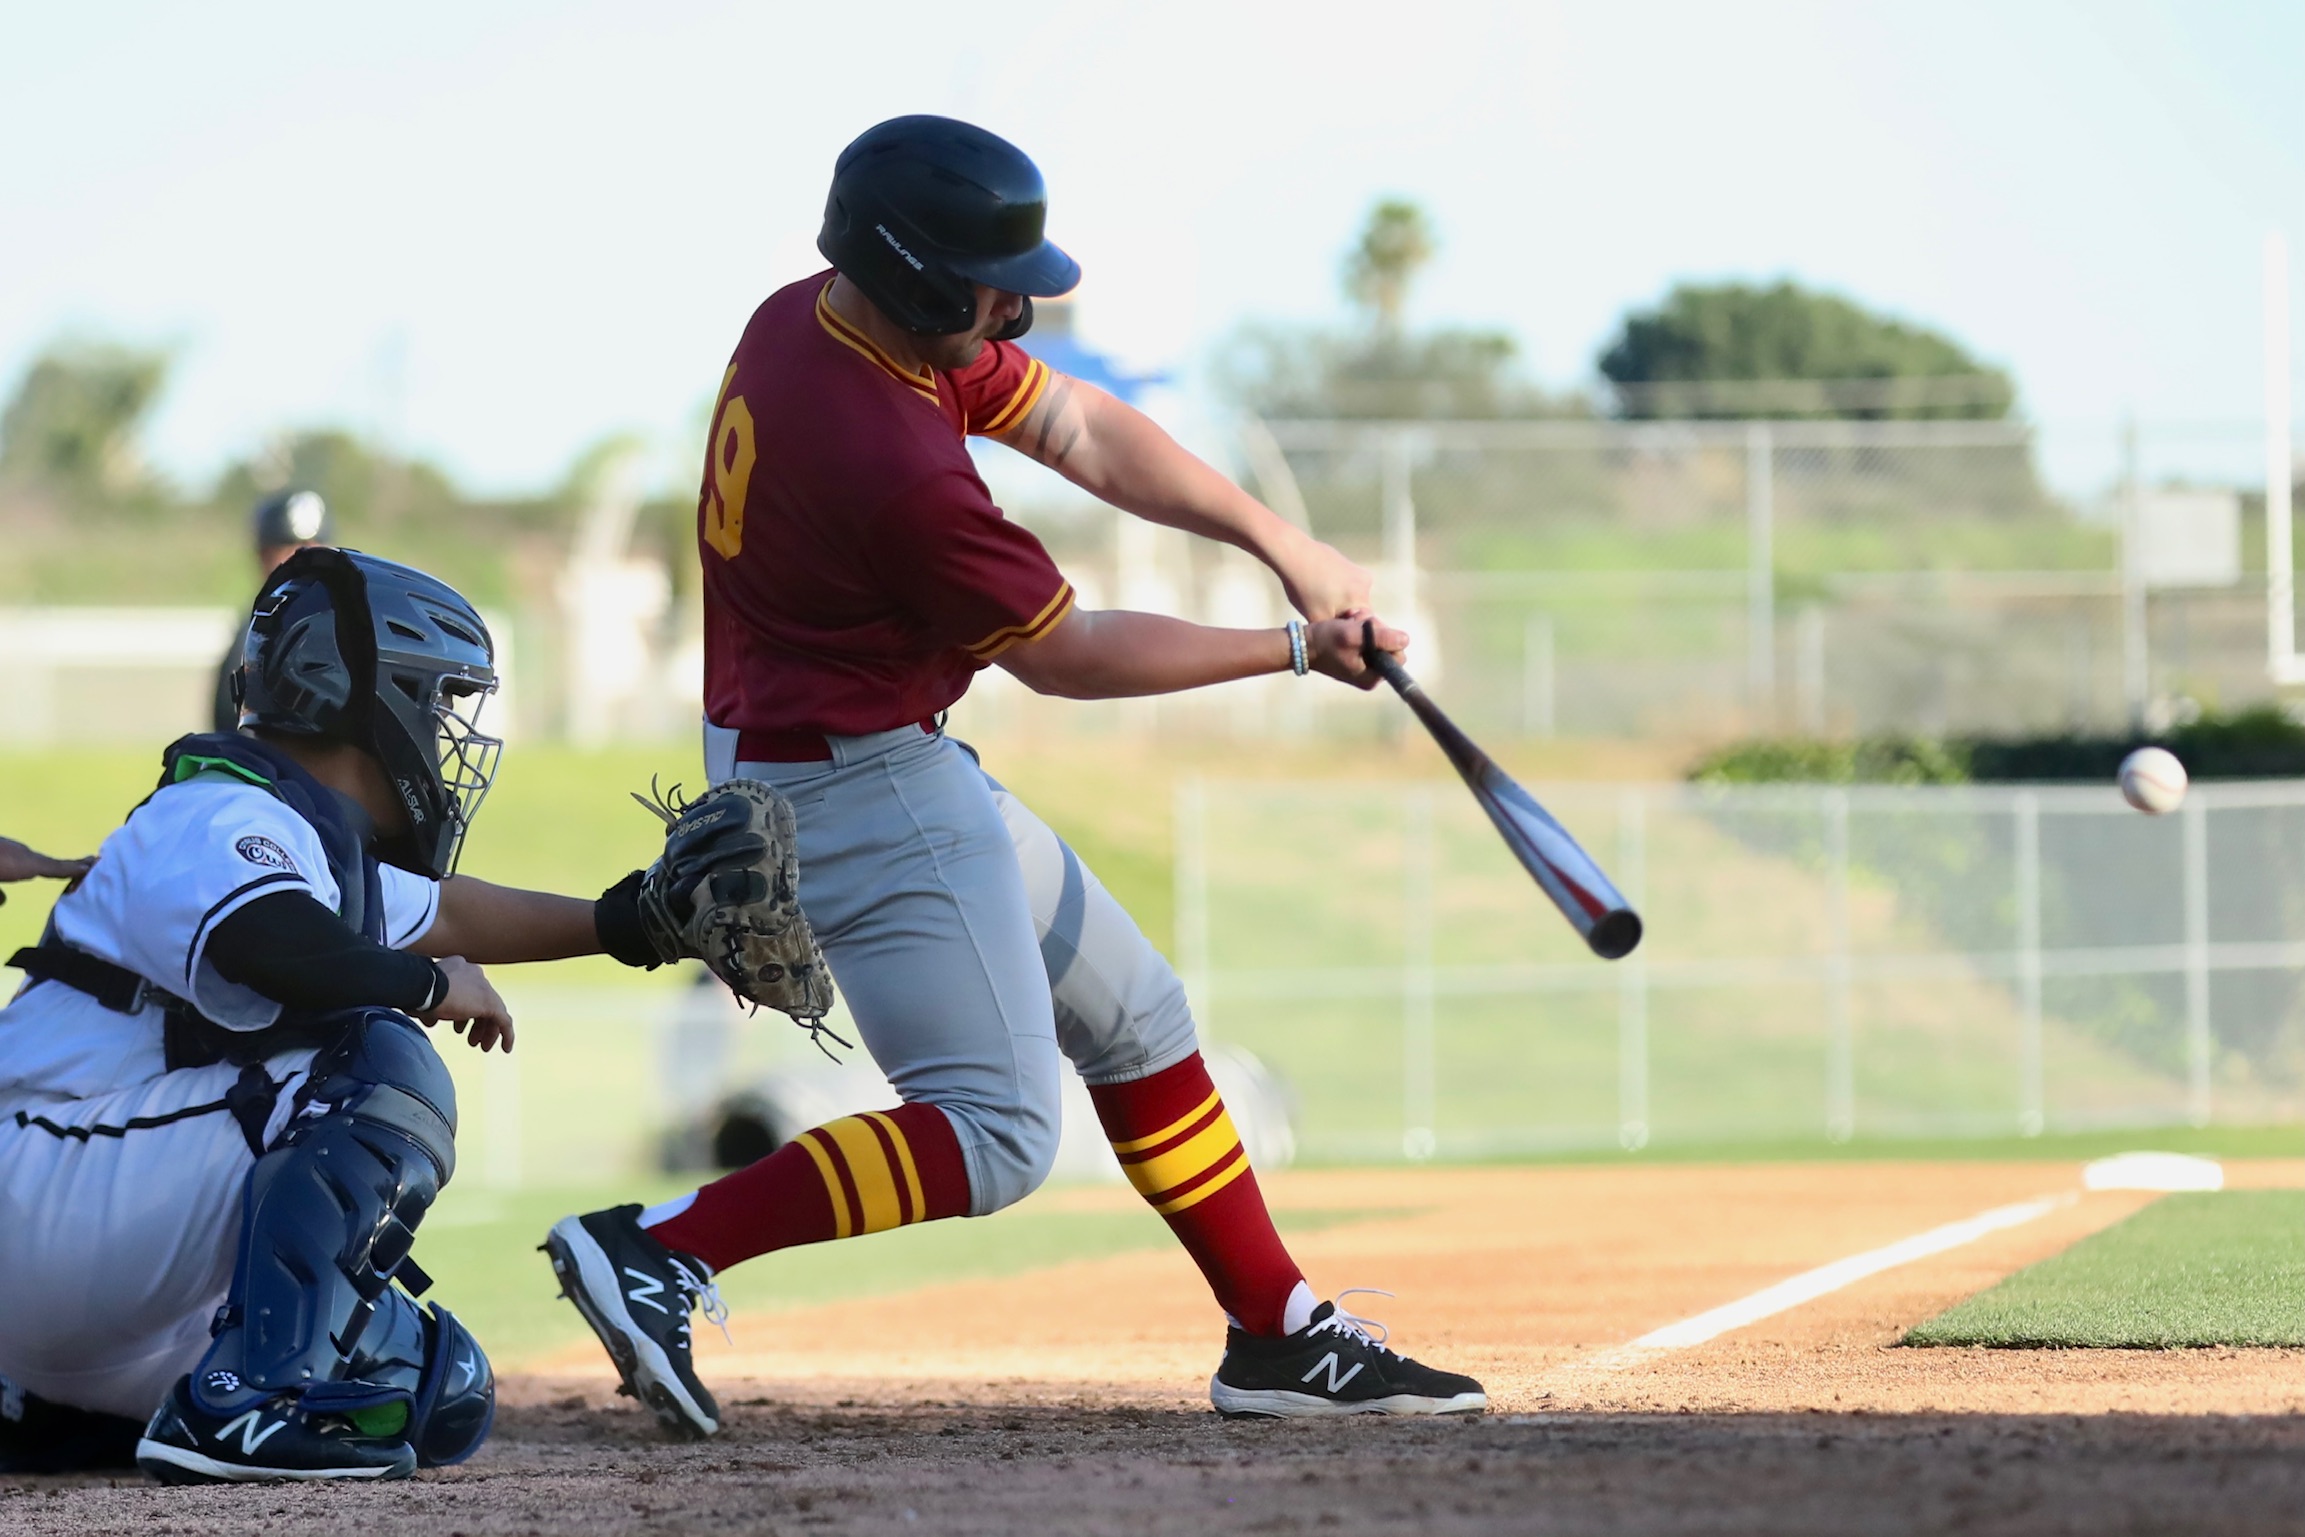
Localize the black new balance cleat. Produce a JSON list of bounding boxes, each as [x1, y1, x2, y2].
[[1210, 1293, 1488, 1418], [543, 1204, 726, 1439], [134, 1375, 416, 1484]]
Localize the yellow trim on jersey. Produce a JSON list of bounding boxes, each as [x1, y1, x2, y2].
[[978, 356, 1051, 436], [815, 282, 940, 405], [821, 1114, 908, 1235], [1108, 1088, 1223, 1156], [965, 582, 1075, 662]]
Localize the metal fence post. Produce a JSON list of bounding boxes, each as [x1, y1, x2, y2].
[[1523, 613, 1556, 738], [1796, 605, 1826, 735], [1617, 788, 1650, 1150], [1824, 788, 1853, 1143], [2121, 418, 2150, 730], [486, 1051, 523, 1192], [2183, 794, 2213, 1126], [1403, 786, 1438, 1160], [1174, 776, 1212, 1038], [2015, 792, 2045, 1137], [1747, 422, 1776, 720]]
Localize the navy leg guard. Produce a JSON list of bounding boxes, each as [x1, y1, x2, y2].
[[191, 1011, 456, 1415]]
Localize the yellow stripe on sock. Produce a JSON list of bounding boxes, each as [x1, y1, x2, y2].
[[1154, 1148, 1252, 1215], [1108, 1089, 1223, 1156], [794, 1130, 852, 1240], [822, 1115, 906, 1234], [862, 1110, 926, 1223], [1121, 1107, 1243, 1202]]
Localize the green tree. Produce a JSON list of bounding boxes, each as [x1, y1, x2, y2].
[[1344, 199, 1436, 337], [212, 429, 462, 530], [0, 342, 171, 498], [1222, 199, 1563, 421], [1597, 281, 2014, 419]]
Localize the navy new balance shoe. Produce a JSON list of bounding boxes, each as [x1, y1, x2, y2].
[[134, 1375, 416, 1484], [1210, 1293, 1487, 1418], [543, 1204, 725, 1438]]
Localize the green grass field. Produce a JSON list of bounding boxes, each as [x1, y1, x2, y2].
[[1906, 1190, 2305, 1349]]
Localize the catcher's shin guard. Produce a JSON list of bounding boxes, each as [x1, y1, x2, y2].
[[191, 1011, 457, 1417]]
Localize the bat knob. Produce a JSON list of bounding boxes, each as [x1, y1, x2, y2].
[[1588, 909, 1644, 961]]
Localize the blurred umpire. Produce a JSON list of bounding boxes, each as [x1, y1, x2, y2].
[[210, 490, 335, 732]]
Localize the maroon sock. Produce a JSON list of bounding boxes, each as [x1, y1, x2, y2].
[[1089, 1053, 1306, 1335], [644, 1102, 970, 1274]]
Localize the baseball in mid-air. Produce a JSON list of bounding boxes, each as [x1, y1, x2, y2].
[[2118, 746, 2188, 814]]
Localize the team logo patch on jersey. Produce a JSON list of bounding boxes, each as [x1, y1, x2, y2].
[[234, 836, 297, 873]]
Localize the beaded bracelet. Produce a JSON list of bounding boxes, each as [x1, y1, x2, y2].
[[1286, 619, 1308, 676]]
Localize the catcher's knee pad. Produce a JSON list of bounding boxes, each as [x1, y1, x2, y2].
[[192, 1011, 457, 1409]]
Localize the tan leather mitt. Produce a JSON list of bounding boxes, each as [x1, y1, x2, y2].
[[634, 779, 835, 1025]]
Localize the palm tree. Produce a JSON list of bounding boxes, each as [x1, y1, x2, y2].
[[1344, 200, 1436, 338]]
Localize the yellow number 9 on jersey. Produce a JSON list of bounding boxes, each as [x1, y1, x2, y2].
[[702, 364, 756, 561]]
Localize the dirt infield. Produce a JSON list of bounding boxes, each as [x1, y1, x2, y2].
[[7, 1159, 2302, 1535]]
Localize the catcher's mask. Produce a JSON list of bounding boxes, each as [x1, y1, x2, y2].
[[236, 547, 501, 879], [817, 114, 1080, 341]]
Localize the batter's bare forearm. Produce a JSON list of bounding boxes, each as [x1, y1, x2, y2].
[[417, 874, 602, 964], [999, 609, 1289, 700], [1002, 379, 1302, 566]]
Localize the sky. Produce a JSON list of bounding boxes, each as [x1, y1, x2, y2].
[[3, 0, 2300, 497]]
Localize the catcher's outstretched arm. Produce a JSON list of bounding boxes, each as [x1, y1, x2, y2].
[[414, 873, 607, 965]]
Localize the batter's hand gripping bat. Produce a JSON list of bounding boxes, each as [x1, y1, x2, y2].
[[1359, 624, 1643, 960]]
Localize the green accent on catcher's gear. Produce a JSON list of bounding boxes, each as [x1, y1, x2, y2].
[[168, 755, 274, 789], [347, 1402, 410, 1439], [632, 779, 838, 1036]]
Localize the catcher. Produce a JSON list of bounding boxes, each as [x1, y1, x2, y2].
[[543, 114, 1484, 1435], [0, 549, 699, 1482]]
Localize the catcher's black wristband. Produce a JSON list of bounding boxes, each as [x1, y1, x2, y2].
[[594, 869, 660, 969]]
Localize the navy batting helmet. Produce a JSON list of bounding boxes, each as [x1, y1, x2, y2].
[[817, 115, 1080, 339], [236, 548, 501, 879]]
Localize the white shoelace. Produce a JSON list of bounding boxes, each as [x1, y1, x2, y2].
[[1311, 1287, 1399, 1354], [669, 1255, 734, 1346]]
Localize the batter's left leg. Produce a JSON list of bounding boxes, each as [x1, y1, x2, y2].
[[985, 777, 1313, 1338]]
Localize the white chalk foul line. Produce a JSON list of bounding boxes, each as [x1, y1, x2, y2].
[[1572, 1193, 2075, 1373]]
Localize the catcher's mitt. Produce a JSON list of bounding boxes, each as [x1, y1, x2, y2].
[[633, 779, 836, 1027]]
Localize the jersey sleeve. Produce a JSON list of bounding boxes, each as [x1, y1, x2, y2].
[[377, 864, 441, 950], [863, 467, 1075, 663], [947, 339, 1051, 437]]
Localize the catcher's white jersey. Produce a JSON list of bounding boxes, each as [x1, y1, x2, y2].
[[0, 776, 437, 1101], [0, 775, 437, 1419]]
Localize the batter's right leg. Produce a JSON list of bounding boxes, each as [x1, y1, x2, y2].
[[548, 727, 1061, 1439]]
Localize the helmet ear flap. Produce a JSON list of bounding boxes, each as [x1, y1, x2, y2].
[[991, 297, 1034, 342]]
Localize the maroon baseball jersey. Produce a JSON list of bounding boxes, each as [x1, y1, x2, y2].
[[697, 272, 1072, 739]]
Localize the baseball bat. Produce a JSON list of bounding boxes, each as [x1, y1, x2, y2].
[[1359, 624, 1643, 960]]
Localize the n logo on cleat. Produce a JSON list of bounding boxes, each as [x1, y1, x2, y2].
[[623, 1267, 670, 1314], [215, 1409, 286, 1456], [1300, 1353, 1364, 1393]]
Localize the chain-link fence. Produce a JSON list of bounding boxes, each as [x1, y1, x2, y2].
[[1174, 778, 2305, 1161], [1236, 417, 2283, 742]]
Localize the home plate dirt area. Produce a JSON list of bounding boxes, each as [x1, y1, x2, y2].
[[7, 1161, 2302, 1536]]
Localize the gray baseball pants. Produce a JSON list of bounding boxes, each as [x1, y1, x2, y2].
[[704, 722, 1198, 1214]]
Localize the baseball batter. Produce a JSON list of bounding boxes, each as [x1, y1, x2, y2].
[[0, 550, 665, 1482], [546, 116, 1486, 1430]]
